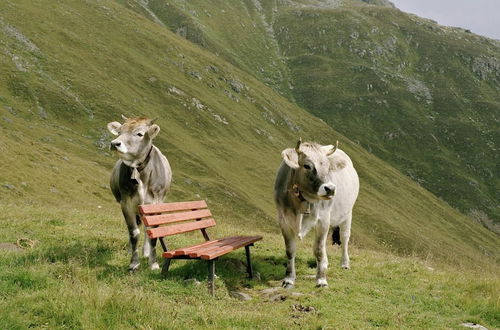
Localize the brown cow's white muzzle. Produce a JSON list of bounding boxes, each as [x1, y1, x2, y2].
[[110, 139, 128, 153]]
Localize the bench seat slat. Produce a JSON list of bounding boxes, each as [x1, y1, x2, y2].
[[139, 200, 208, 215], [143, 209, 212, 226], [173, 236, 241, 256], [162, 236, 242, 258], [188, 236, 250, 257], [147, 218, 216, 238], [200, 236, 263, 260]]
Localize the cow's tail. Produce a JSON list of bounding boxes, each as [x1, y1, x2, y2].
[[332, 226, 341, 245]]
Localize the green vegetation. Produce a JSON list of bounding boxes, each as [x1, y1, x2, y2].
[[137, 0, 500, 229], [0, 0, 498, 328]]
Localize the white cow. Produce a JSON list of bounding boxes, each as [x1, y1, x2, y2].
[[107, 116, 172, 271], [274, 139, 359, 288]]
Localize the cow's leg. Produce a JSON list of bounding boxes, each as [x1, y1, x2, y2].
[[313, 218, 330, 287], [339, 214, 352, 269], [299, 214, 317, 240], [143, 194, 161, 270], [146, 234, 159, 270], [279, 216, 297, 288], [142, 226, 159, 270], [282, 233, 297, 288], [121, 200, 140, 272]]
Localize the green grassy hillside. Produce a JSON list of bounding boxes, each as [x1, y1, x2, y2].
[[0, 0, 498, 328], [135, 0, 500, 230], [274, 1, 500, 229]]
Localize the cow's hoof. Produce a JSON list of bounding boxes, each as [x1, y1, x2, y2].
[[128, 262, 140, 273], [342, 265, 350, 270], [282, 279, 295, 289], [150, 262, 160, 270], [316, 278, 328, 287]]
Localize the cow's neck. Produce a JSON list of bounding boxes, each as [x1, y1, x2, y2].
[[290, 184, 312, 215], [126, 146, 154, 181]]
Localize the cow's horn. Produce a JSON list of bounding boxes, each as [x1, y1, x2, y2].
[[295, 137, 302, 154], [121, 114, 128, 121], [326, 140, 339, 156], [148, 117, 159, 125]]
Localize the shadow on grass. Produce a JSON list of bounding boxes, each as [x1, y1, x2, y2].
[[11, 239, 124, 276], [7, 239, 292, 291], [145, 252, 290, 291]]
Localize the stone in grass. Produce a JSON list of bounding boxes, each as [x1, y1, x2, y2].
[[0, 242, 23, 252], [230, 291, 252, 301], [290, 292, 304, 297], [291, 304, 316, 313], [184, 278, 201, 286], [269, 294, 287, 302], [461, 323, 488, 330], [260, 287, 280, 295]]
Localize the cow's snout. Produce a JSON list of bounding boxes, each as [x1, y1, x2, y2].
[[110, 139, 128, 154], [319, 183, 336, 198], [110, 141, 121, 150]]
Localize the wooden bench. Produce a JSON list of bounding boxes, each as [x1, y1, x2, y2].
[[139, 200, 262, 295]]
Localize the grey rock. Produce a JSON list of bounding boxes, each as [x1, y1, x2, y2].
[[168, 86, 185, 95], [229, 79, 246, 93], [230, 291, 252, 301], [291, 292, 304, 297], [291, 304, 316, 313], [188, 71, 202, 80], [0, 242, 23, 252], [38, 105, 48, 119], [4, 105, 16, 115], [213, 114, 229, 125], [184, 278, 201, 286], [206, 65, 219, 73], [192, 98, 204, 110], [223, 89, 239, 102], [260, 287, 280, 294], [270, 294, 287, 302], [2, 184, 15, 190], [461, 323, 488, 330]]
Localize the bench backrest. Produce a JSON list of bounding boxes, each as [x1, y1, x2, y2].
[[139, 200, 215, 239]]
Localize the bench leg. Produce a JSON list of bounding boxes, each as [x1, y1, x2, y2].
[[245, 245, 253, 279], [208, 259, 215, 296], [161, 259, 171, 277]]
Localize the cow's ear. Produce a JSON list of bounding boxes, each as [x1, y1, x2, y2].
[[282, 148, 299, 169], [328, 153, 347, 171], [107, 122, 121, 136], [147, 124, 160, 139]]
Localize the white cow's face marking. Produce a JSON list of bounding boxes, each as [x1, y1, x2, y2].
[[107, 118, 160, 164], [282, 141, 336, 200]]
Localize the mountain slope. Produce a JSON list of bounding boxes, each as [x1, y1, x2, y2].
[[274, 1, 500, 228], [134, 0, 500, 230], [0, 0, 498, 328], [0, 0, 498, 267]]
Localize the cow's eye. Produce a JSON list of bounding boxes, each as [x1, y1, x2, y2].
[[137, 133, 143, 137], [303, 164, 311, 170]]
